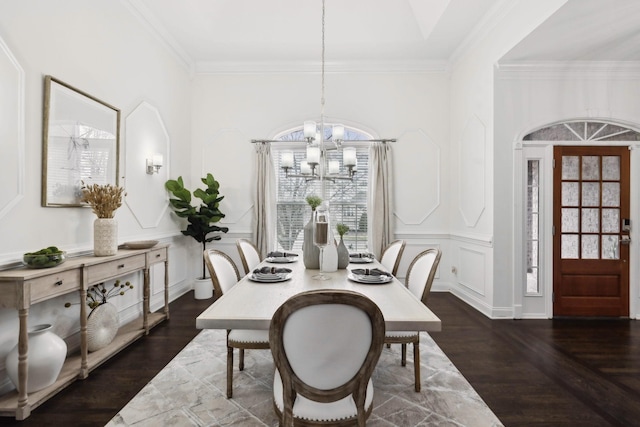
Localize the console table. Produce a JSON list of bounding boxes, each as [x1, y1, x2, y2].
[[0, 244, 170, 420]]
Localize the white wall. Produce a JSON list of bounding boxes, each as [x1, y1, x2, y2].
[[448, 0, 566, 317], [0, 0, 193, 395], [495, 64, 640, 318]]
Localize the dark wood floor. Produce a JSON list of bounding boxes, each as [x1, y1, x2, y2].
[[1, 292, 638, 426]]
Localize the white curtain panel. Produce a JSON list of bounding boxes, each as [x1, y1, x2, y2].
[[368, 142, 393, 259], [253, 143, 276, 257]]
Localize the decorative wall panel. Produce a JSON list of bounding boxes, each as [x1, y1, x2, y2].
[[394, 129, 440, 225], [0, 37, 24, 219], [459, 115, 486, 227], [125, 102, 170, 228], [459, 246, 486, 296]]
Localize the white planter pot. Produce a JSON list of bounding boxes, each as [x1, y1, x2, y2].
[[5, 324, 67, 393], [194, 278, 213, 299], [94, 218, 118, 256]]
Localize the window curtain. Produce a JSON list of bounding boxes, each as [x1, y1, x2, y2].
[[253, 143, 276, 257], [368, 142, 393, 259]]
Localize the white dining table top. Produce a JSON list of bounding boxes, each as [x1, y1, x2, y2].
[[196, 258, 442, 332]]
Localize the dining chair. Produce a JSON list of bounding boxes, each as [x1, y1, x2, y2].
[[384, 248, 442, 392], [379, 239, 406, 276], [203, 249, 270, 398], [269, 290, 385, 427], [236, 238, 262, 275]]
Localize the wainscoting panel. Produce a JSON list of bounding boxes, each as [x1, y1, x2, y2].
[[459, 246, 486, 296]]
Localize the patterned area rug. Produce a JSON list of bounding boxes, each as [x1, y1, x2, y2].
[[107, 329, 503, 426]]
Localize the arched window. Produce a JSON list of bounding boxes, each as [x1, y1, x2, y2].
[[272, 125, 372, 252]]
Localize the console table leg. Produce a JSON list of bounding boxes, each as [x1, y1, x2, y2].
[[16, 308, 29, 416], [143, 268, 150, 334]]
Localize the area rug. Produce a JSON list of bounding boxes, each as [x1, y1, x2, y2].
[[107, 329, 503, 426]]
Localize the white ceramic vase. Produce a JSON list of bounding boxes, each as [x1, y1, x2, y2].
[[5, 324, 67, 393], [94, 218, 118, 256], [87, 302, 119, 352], [303, 211, 320, 269], [322, 238, 338, 272]]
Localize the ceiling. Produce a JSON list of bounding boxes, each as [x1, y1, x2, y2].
[[124, 0, 640, 72]]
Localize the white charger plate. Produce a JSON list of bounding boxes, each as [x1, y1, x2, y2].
[[347, 273, 392, 284], [265, 257, 297, 263], [349, 257, 374, 264], [249, 273, 292, 283]]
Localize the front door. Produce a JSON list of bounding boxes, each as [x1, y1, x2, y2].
[[553, 146, 630, 317]]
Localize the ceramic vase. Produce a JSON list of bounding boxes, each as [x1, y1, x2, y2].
[[5, 324, 67, 393], [322, 237, 338, 272], [303, 210, 320, 269], [86, 302, 119, 352], [94, 218, 118, 256], [337, 236, 349, 269]]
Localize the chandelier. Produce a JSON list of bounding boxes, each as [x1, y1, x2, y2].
[[251, 0, 395, 182]]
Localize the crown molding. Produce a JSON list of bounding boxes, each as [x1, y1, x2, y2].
[[121, 0, 195, 75], [194, 59, 451, 75], [496, 61, 640, 79]]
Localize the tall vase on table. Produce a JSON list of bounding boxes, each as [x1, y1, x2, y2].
[[81, 183, 125, 257], [303, 195, 322, 269], [336, 223, 350, 269]]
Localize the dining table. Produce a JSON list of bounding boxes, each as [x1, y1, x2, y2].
[[196, 256, 441, 333]]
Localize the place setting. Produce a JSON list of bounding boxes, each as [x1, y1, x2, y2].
[[265, 251, 298, 264], [349, 252, 374, 264], [249, 266, 293, 283], [348, 267, 393, 284]]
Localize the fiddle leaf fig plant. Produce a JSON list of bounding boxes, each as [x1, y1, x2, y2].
[[165, 174, 229, 279]]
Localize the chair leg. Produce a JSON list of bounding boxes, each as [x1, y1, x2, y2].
[[227, 346, 233, 398], [401, 343, 407, 366], [413, 341, 420, 392], [239, 348, 245, 371]]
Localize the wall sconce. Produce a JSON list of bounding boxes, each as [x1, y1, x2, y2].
[[146, 154, 163, 174]]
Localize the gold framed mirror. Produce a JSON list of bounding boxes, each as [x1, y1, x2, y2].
[[42, 75, 120, 207]]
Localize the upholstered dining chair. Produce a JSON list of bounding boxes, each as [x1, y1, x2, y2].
[[236, 238, 262, 275], [203, 249, 270, 398], [379, 239, 406, 276], [269, 290, 385, 427], [384, 248, 442, 392]]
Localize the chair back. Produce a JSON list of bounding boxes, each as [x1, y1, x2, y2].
[[379, 239, 406, 276], [406, 248, 442, 304], [203, 249, 240, 297], [270, 290, 385, 426], [236, 239, 262, 275]]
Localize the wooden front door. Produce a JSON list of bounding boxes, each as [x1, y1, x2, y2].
[[553, 146, 630, 317]]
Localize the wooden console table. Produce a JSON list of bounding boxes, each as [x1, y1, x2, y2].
[[0, 244, 170, 420]]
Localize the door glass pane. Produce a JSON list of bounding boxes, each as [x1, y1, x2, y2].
[[562, 234, 579, 259], [562, 182, 579, 206], [602, 235, 619, 260], [562, 156, 579, 180], [562, 208, 579, 232], [526, 160, 540, 295], [582, 208, 599, 233], [581, 182, 599, 206], [602, 156, 620, 180], [582, 156, 600, 180], [602, 208, 620, 233], [602, 183, 620, 207], [581, 235, 599, 259]]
